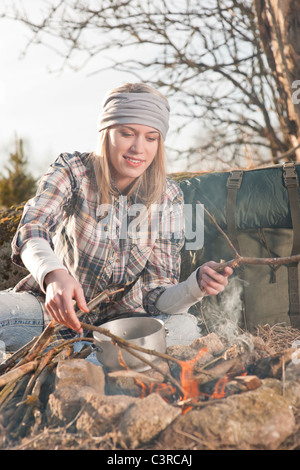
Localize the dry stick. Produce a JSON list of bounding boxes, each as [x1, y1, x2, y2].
[[54, 287, 125, 333], [0, 290, 118, 384], [0, 361, 38, 388], [0, 336, 38, 374], [201, 203, 240, 259], [7, 347, 65, 436], [117, 343, 184, 395], [1, 330, 77, 432], [16, 349, 58, 437], [219, 253, 300, 271], [80, 321, 182, 366], [16, 321, 56, 367], [80, 322, 185, 395], [108, 370, 164, 383], [0, 380, 16, 408], [8, 340, 89, 437], [200, 202, 300, 271], [20, 347, 57, 400]]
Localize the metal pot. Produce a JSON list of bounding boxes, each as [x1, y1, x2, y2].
[[93, 316, 166, 371]]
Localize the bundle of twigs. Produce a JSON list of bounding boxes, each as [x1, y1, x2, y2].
[[0, 321, 95, 440], [255, 323, 300, 353], [0, 288, 189, 442]]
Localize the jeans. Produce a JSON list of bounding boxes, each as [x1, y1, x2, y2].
[[0, 289, 200, 353], [0, 289, 44, 352]]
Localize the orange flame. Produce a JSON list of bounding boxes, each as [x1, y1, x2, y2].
[[118, 349, 129, 370], [176, 347, 208, 413], [211, 376, 229, 399], [178, 348, 208, 400], [117, 346, 243, 413]]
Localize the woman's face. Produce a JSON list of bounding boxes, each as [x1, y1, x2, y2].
[[107, 124, 160, 192]]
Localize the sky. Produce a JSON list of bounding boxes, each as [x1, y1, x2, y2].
[[0, 2, 202, 181], [0, 10, 145, 179]]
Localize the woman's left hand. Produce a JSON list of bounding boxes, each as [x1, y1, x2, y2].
[[197, 261, 233, 296]]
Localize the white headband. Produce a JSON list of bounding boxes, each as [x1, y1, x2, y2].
[[98, 92, 170, 140]]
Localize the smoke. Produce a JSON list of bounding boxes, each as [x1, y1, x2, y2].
[[217, 278, 243, 336], [199, 276, 254, 351]]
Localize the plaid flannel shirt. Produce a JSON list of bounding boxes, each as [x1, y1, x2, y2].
[[11, 152, 185, 339]]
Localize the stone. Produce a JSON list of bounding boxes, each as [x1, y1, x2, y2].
[[75, 392, 137, 436], [117, 393, 181, 449], [47, 359, 106, 427], [158, 378, 299, 450], [190, 332, 225, 354], [46, 385, 137, 432], [47, 386, 85, 426], [55, 359, 105, 394]]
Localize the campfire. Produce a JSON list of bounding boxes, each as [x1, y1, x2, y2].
[[115, 343, 256, 413], [1, 318, 300, 450]]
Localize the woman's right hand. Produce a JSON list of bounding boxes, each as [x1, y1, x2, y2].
[[44, 269, 89, 334]]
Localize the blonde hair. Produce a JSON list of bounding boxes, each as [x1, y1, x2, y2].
[[92, 83, 167, 206]]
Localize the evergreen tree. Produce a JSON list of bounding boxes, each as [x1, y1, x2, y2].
[[0, 138, 37, 207]]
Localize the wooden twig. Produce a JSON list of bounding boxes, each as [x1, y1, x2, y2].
[[54, 288, 125, 332], [80, 321, 185, 395], [0, 380, 17, 408], [117, 343, 184, 395], [218, 253, 300, 271], [108, 370, 164, 383], [201, 203, 240, 258], [15, 349, 57, 438], [80, 321, 182, 366], [0, 361, 38, 388], [0, 336, 38, 374], [17, 321, 56, 367], [87, 288, 125, 310], [22, 348, 57, 398], [199, 202, 300, 271]]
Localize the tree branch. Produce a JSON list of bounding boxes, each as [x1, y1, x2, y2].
[[200, 202, 300, 272]]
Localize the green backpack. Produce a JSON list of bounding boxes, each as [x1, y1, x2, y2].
[[178, 162, 300, 332]]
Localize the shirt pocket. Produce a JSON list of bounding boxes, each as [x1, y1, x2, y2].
[[125, 243, 153, 283]]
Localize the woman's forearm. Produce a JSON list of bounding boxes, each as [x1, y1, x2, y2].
[[156, 269, 204, 314], [20, 237, 67, 292]]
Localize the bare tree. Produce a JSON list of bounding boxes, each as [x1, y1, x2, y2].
[[3, 0, 299, 169], [253, 0, 300, 162]]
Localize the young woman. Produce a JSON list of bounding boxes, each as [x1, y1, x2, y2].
[[0, 83, 232, 352]]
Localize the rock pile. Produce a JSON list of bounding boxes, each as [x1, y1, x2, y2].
[[1, 329, 300, 450]]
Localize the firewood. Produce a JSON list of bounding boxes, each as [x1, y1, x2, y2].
[[233, 375, 261, 390], [201, 204, 300, 271], [17, 321, 56, 366], [0, 336, 38, 374], [249, 348, 297, 379], [195, 357, 246, 384], [0, 361, 38, 388], [108, 370, 163, 383]]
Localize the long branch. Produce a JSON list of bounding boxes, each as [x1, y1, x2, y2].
[[80, 321, 184, 395], [200, 202, 300, 271], [218, 253, 300, 272], [80, 321, 182, 366]]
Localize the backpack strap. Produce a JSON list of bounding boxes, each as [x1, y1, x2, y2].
[[226, 170, 244, 251], [226, 170, 249, 329], [283, 162, 300, 328]]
